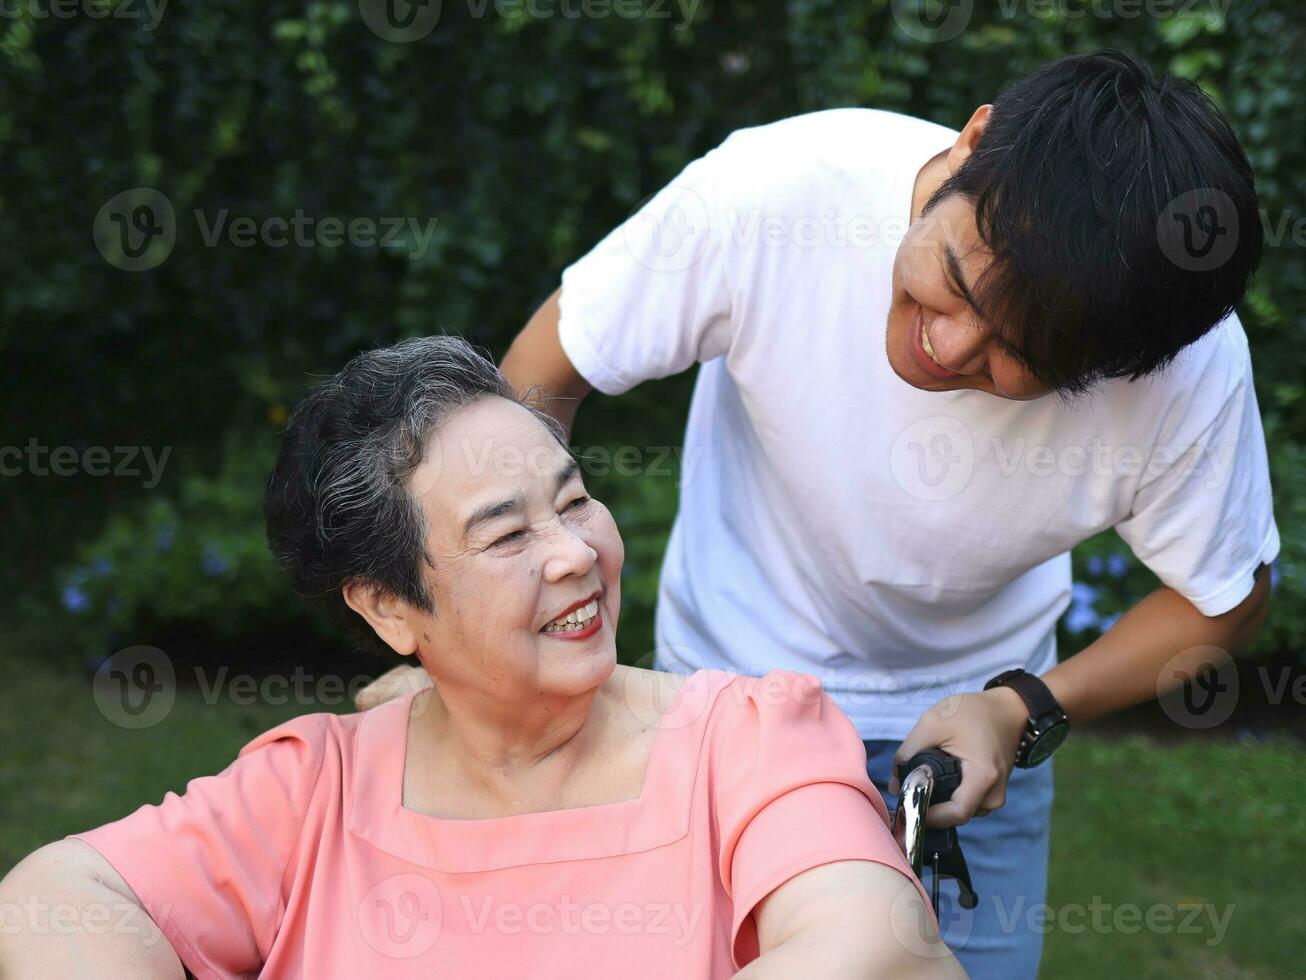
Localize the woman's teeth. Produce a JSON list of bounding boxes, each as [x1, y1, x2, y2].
[[541, 599, 600, 633]]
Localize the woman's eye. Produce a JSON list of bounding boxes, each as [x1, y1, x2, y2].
[[492, 529, 526, 547], [565, 495, 590, 511]]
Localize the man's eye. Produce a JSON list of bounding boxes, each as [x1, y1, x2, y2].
[[565, 495, 591, 511], [492, 529, 526, 547]]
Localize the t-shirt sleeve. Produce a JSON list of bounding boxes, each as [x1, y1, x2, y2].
[[64, 713, 329, 979], [556, 136, 741, 396], [708, 669, 936, 970], [1114, 338, 1279, 616]]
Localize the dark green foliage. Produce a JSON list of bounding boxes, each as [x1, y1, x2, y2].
[[1, 0, 1301, 665]]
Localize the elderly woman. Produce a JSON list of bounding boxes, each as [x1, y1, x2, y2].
[[0, 337, 964, 979]]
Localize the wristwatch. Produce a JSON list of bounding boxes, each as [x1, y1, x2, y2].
[[982, 668, 1070, 768]]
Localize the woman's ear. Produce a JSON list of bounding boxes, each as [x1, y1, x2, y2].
[[946, 103, 992, 173], [342, 581, 420, 657]]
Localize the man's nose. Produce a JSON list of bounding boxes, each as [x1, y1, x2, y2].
[[930, 316, 989, 376]]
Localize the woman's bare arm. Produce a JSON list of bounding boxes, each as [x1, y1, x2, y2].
[[0, 839, 186, 978], [735, 860, 967, 979]]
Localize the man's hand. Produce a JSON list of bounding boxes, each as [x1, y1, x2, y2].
[[353, 664, 431, 710], [890, 687, 1029, 829]]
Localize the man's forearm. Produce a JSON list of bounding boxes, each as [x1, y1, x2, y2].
[[500, 287, 591, 436], [1040, 566, 1271, 727]]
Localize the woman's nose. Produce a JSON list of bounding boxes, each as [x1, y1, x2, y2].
[[541, 523, 598, 581]]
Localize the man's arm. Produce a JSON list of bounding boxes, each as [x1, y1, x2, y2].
[[735, 860, 966, 979], [0, 839, 186, 978], [895, 564, 1272, 828], [1033, 562, 1272, 727], [500, 287, 592, 435]]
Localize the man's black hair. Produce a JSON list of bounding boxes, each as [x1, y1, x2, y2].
[[922, 48, 1262, 395]]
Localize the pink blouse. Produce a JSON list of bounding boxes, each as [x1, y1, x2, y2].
[[68, 668, 935, 977]]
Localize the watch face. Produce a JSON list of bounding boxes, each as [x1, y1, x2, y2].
[[1024, 720, 1069, 767]]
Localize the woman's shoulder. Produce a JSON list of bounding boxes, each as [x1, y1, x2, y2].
[[606, 665, 826, 734], [691, 668, 854, 755], [241, 684, 422, 757], [239, 706, 343, 753], [232, 707, 357, 787]]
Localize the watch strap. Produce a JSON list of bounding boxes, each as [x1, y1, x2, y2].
[[984, 668, 1062, 722]]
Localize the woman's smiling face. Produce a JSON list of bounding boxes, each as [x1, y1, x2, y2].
[[403, 396, 623, 697]]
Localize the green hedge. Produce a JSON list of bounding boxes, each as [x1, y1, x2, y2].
[[2, 0, 1302, 665]]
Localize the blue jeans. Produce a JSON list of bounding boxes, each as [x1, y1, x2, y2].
[[863, 740, 1055, 980]]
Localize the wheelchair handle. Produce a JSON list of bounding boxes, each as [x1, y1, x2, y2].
[[891, 749, 979, 914], [896, 748, 963, 802]]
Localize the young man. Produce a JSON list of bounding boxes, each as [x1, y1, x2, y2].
[[364, 49, 1276, 978]]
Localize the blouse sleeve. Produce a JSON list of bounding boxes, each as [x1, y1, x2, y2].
[[64, 713, 329, 979], [708, 669, 936, 970]]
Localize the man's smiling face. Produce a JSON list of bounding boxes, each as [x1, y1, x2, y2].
[[885, 188, 1052, 402]]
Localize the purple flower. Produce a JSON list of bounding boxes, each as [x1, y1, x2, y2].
[[202, 547, 229, 576], [1085, 556, 1104, 576], [155, 524, 176, 553], [1065, 604, 1101, 633], [92, 557, 113, 576], [1071, 582, 1100, 607], [62, 585, 89, 613], [1106, 553, 1130, 578]]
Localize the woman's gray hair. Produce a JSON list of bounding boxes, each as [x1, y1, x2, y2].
[[265, 334, 568, 643]]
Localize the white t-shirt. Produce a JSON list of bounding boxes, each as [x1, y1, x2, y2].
[[557, 108, 1280, 741]]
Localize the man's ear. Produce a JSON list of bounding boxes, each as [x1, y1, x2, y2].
[[342, 581, 419, 657], [946, 104, 992, 173]]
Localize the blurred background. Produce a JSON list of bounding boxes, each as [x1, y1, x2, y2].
[[1, 1, 1303, 976]]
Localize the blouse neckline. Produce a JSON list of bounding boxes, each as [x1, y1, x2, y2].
[[347, 669, 726, 872]]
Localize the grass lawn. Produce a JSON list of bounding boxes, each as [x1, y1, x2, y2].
[[2, 641, 1302, 979]]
